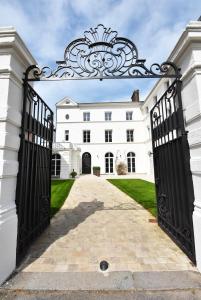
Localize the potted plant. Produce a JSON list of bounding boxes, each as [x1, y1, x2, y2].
[[116, 162, 127, 175], [93, 166, 101, 177], [70, 169, 77, 178]]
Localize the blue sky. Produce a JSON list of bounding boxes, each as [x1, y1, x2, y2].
[[0, 0, 201, 111]]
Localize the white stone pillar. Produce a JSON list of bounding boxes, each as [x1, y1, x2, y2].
[[0, 27, 36, 284], [169, 21, 201, 271]]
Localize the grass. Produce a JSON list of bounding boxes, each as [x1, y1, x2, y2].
[[51, 179, 74, 217], [108, 179, 157, 217]]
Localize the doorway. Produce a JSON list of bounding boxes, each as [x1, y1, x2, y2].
[[82, 152, 91, 174]]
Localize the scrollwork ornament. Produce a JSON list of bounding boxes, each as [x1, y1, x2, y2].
[[24, 25, 181, 81]]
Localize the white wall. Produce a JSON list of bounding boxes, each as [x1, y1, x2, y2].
[[52, 143, 81, 179], [0, 27, 36, 284], [56, 101, 149, 175]]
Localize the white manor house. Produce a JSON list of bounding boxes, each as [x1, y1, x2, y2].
[[52, 88, 161, 178]]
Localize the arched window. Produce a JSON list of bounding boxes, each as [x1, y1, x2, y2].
[[127, 152, 135, 173], [105, 152, 114, 173], [51, 153, 61, 177]]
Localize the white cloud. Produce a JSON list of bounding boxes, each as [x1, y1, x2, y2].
[[0, 0, 201, 110]]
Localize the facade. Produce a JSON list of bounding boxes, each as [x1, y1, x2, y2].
[[53, 93, 155, 178]]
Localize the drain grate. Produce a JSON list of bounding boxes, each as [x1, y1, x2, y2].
[[100, 260, 109, 271]]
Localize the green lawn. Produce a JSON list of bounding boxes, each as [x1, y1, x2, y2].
[[51, 179, 74, 217], [108, 179, 157, 217]]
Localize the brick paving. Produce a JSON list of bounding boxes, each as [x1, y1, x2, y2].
[[20, 175, 197, 273]]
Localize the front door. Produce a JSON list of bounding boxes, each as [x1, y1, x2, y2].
[[82, 152, 91, 174]]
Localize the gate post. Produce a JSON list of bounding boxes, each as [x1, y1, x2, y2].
[[0, 27, 36, 284]]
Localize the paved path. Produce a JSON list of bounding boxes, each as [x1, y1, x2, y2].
[[19, 175, 196, 273]]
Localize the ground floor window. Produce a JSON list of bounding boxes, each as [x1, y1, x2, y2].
[[105, 152, 114, 173], [51, 153, 61, 177], [127, 152, 135, 172]]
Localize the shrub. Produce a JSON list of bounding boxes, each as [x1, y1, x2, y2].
[[93, 166, 101, 176], [93, 166, 100, 171], [70, 169, 77, 178], [116, 162, 127, 175]]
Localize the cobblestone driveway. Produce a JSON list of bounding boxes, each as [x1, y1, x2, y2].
[[20, 175, 196, 273]]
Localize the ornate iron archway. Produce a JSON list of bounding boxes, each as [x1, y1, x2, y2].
[[15, 24, 196, 265], [24, 24, 181, 82]]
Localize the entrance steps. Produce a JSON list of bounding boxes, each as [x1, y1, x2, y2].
[[1, 270, 201, 299]]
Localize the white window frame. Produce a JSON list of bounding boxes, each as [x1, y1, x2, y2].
[[83, 130, 90, 143], [127, 152, 135, 173], [105, 152, 114, 173], [127, 129, 134, 142], [52, 154, 61, 177], [65, 130, 69, 141], [105, 111, 112, 121], [83, 112, 90, 121], [126, 111, 133, 120], [105, 130, 112, 142]]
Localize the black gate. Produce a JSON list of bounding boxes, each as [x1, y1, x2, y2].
[[15, 81, 53, 264], [150, 80, 196, 263], [82, 152, 91, 174], [16, 25, 196, 265]]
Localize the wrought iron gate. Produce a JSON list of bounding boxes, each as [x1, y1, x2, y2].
[[150, 80, 196, 263], [15, 25, 196, 265], [15, 81, 53, 264]]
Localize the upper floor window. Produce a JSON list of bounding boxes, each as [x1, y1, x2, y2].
[[127, 129, 134, 142], [65, 130, 69, 141], [105, 111, 112, 121], [83, 130, 90, 143], [126, 111, 133, 120], [65, 114, 69, 120], [105, 130, 112, 142], [83, 112, 90, 121]]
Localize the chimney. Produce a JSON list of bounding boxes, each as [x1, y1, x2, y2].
[[131, 90, 139, 102]]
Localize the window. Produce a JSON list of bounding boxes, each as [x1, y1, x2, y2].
[[105, 130, 112, 142], [65, 130, 69, 141], [83, 130, 90, 143], [105, 152, 114, 173], [105, 111, 112, 121], [127, 129, 134, 142], [127, 152, 135, 173], [51, 154, 61, 177], [83, 112, 90, 121], [65, 114, 69, 120], [126, 111, 133, 120]]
